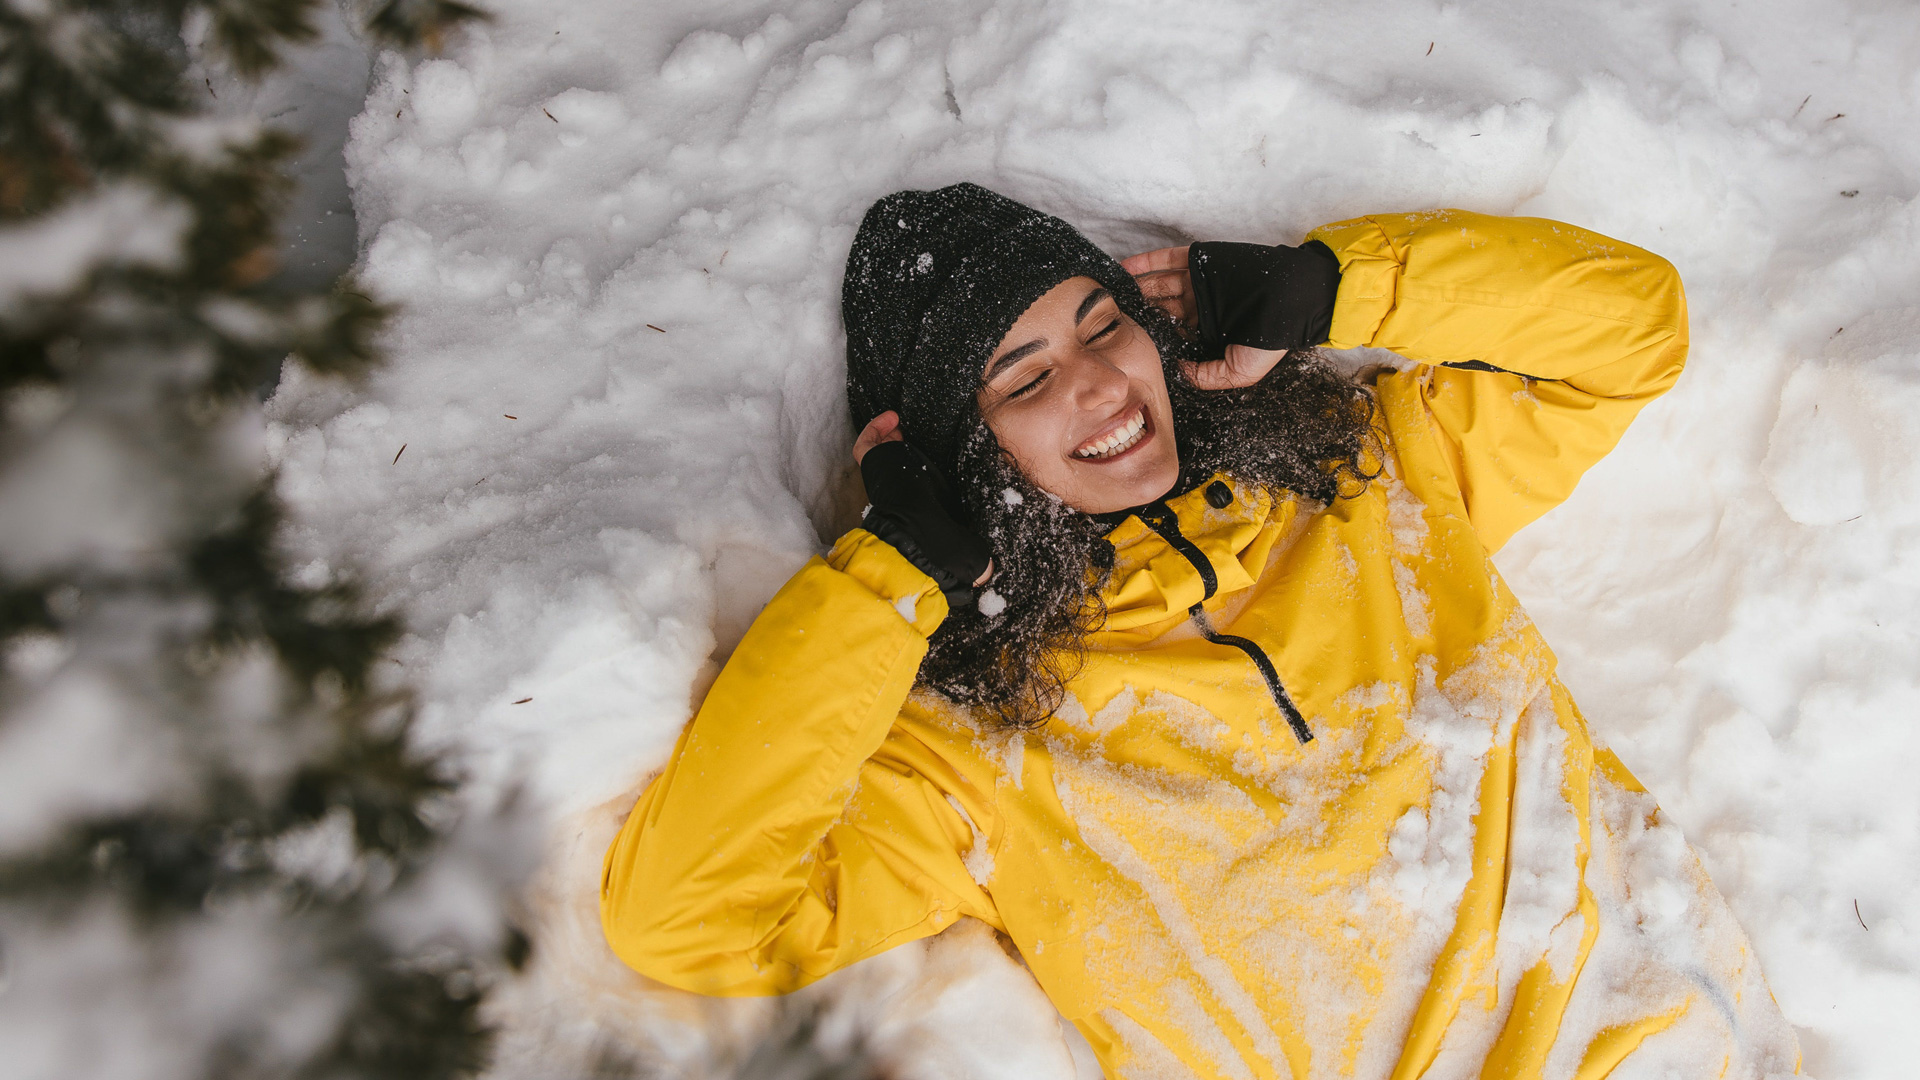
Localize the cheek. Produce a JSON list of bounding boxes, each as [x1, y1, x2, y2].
[[986, 406, 1088, 500], [1120, 340, 1179, 464], [983, 405, 1059, 473], [1118, 334, 1169, 394]]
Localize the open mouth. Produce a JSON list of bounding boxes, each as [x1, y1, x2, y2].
[[1073, 407, 1149, 461]]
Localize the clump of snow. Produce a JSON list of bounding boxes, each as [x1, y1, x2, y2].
[[268, 0, 1920, 1075], [892, 591, 920, 623], [0, 185, 188, 305]]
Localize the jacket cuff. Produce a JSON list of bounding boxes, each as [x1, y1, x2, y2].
[[828, 529, 950, 637], [1305, 216, 1401, 350]]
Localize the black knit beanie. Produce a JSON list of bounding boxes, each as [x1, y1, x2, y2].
[[842, 183, 1150, 484]]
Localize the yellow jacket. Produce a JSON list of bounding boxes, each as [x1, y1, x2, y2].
[[602, 212, 1798, 1079]]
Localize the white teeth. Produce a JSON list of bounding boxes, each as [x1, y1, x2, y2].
[[1075, 410, 1147, 459]]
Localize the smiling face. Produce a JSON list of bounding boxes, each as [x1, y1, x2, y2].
[[976, 276, 1181, 514]]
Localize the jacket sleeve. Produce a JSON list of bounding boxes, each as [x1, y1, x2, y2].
[[599, 530, 1000, 996], [1306, 210, 1689, 553]]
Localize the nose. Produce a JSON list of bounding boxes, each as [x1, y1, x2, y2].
[[1064, 347, 1131, 411]]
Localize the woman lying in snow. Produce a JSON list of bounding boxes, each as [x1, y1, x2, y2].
[[601, 184, 1800, 1079]]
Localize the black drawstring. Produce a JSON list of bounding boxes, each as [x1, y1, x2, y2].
[[1136, 502, 1314, 744], [1136, 503, 1219, 599]]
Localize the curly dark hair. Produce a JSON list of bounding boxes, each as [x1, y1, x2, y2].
[[916, 299, 1378, 728]]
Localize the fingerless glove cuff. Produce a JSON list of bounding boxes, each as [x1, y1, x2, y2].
[[860, 511, 979, 613], [1189, 239, 1342, 356]]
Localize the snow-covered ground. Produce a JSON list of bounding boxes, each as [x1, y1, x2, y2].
[[264, 0, 1920, 1075]]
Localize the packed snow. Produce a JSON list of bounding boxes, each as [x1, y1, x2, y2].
[[261, 0, 1920, 1075]]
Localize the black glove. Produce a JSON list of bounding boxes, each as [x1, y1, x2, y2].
[[859, 440, 994, 613], [1187, 239, 1342, 358]]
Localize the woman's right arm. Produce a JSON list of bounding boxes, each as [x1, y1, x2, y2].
[[600, 529, 998, 996]]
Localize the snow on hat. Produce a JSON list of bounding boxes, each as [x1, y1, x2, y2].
[[842, 183, 1139, 481]]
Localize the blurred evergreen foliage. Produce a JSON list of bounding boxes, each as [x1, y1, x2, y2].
[[0, 2, 520, 1078]]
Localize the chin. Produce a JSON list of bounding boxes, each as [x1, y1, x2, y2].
[[1070, 459, 1180, 514]]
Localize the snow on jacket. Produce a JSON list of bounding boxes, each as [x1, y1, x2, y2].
[[600, 211, 1800, 1080]]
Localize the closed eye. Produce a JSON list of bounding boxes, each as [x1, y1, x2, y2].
[[1008, 369, 1051, 399], [1088, 316, 1123, 343]]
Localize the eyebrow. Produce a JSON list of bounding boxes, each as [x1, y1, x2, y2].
[[984, 286, 1115, 384], [984, 339, 1044, 383], [1075, 285, 1111, 325]]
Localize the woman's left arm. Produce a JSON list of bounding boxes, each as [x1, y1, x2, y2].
[[1307, 210, 1689, 552]]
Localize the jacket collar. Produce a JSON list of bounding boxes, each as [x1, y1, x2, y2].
[[1094, 474, 1294, 638]]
